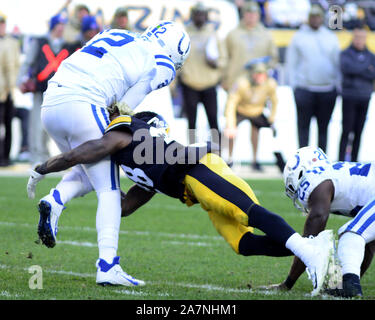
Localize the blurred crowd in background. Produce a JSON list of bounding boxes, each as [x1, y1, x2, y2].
[[1, 0, 375, 173]]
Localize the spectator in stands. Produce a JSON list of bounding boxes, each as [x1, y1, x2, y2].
[[222, 1, 278, 92], [79, 15, 101, 45], [364, 6, 375, 31], [63, 3, 90, 43], [17, 13, 75, 166], [110, 7, 129, 30], [224, 62, 285, 171], [338, 24, 375, 162], [286, 5, 340, 152], [0, 14, 20, 167], [267, 0, 311, 29], [179, 2, 226, 144], [66, 15, 101, 50], [230, 0, 268, 23], [342, 2, 366, 30]]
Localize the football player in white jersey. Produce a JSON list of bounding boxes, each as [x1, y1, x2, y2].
[[263, 146, 375, 298], [27, 21, 190, 287]]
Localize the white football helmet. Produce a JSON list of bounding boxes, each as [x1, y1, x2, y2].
[[142, 21, 190, 70], [283, 146, 331, 212]]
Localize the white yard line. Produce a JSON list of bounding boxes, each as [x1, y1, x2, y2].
[[0, 221, 223, 241], [56, 239, 218, 248], [162, 240, 218, 247], [0, 263, 252, 295], [0, 290, 21, 298], [114, 289, 170, 298], [57, 240, 97, 247]]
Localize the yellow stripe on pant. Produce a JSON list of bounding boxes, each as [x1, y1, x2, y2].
[[183, 153, 259, 253]]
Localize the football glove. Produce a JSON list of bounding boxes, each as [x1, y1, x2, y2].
[[27, 167, 45, 199]]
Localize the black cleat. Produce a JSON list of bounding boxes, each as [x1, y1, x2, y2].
[[37, 201, 56, 248], [326, 274, 363, 298]]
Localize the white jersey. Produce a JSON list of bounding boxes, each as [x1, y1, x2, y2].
[[297, 161, 375, 217], [42, 29, 176, 109]]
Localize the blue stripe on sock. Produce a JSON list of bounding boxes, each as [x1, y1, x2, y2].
[[52, 189, 64, 206]]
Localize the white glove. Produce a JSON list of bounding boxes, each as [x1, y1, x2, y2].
[[27, 168, 45, 199]]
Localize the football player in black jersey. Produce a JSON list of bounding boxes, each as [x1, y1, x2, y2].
[[28, 105, 336, 295]]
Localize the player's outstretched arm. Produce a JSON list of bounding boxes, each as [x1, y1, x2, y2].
[[284, 180, 334, 289], [35, 131, 132, 175], [27, 131, 132, 199], [121, 185, 155, 217]]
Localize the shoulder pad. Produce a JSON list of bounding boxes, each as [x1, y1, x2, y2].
[[151, 55, 176, 90], [105, 115, 132, 133]]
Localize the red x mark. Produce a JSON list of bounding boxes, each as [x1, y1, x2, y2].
[[37, 44, 69, 82]]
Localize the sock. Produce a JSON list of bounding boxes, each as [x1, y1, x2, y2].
[[55, 169, 93, 204], [248, 204, 296, 244], [343, 273, 360, 284], [96, 190, 122, 263], [338, 232, 365, 277], [238, 232, 293, 256], [52, 189, 64, 206]]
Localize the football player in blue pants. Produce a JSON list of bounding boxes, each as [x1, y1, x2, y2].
[[28, 108, 335, 295]]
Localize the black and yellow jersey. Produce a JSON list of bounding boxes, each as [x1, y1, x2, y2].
[[105, 115, 196, 199]]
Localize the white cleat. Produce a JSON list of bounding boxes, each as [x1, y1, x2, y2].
[[37, 190, 65, 248], [304, 230, 335, 296], [96, 256, 145, 287], [324, 240, 343, 290]]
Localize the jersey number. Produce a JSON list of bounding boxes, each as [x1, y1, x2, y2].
[[298, 180, 310, 201], [333, 162, 371, 177], [121, 165, 154, 191], [81, 31, 134, 58]]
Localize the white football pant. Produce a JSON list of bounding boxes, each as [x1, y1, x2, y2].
[[41, 101, 121, 263]]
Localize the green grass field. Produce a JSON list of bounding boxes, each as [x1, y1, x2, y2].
[[1, 175, 374, 301]]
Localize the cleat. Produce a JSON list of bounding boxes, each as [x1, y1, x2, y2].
[[324, 288, 345, 297], [342, 273, 363, 298], [96, 256, 145, 287], [324, 241, 343, 290], [304, 230, 335, 296], [37, 192, 64, 248]]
